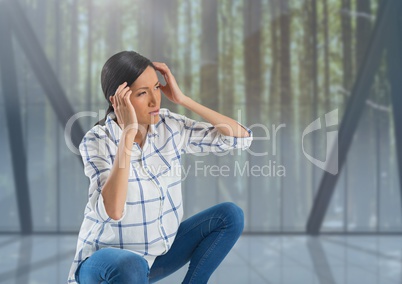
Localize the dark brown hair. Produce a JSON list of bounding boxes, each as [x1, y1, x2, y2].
[[95, 51, 155, 126]]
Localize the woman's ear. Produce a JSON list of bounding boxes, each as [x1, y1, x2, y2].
[[109, 96, 114, 105]]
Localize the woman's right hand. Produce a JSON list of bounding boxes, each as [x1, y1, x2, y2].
[[109, 82, 138, 138]]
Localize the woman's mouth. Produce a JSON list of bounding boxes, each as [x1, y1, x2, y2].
[[149, 109, 159, 115]]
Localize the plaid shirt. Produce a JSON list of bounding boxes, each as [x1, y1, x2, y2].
[[67, 108, 253, 283]]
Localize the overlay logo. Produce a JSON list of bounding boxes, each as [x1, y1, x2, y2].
[[302, 109, 338, 175]]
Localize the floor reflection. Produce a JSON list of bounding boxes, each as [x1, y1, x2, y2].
[[0, 235, 400, 284]]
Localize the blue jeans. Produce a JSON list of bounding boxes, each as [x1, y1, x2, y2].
[[75, 202, 244, 283]]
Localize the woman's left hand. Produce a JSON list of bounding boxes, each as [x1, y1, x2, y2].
[[153, 62, 187, 105]]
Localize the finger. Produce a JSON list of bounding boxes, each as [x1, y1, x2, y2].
[[114, 89, 121, 107], [123, 90, 132, 106], [153, 63, 171, 81], [152, 61, 163, 67], [122, 86, 133, 105], [124, 90, 132, 111], [163, 70, 178, 88], [114, 83, 127, 108], [115, 91, 123, 108], [117, 86, 130, 106], [115, 81, 127, 96], [153, 62, 170, 74]]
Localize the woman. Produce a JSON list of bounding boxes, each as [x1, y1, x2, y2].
[[68, 50, 253, 283]]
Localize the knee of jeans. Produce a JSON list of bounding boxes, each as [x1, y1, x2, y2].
[[218, 202, 244, 233], [110, 251, 149, 281]]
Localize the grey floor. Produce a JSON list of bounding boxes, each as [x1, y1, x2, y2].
[[0, 234, 400, 284]]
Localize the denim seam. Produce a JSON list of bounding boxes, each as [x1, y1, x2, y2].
[[187, 218, 228, 283], [188, 228, 225, 283]]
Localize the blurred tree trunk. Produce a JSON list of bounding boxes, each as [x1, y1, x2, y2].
[[137, 1, 152, 56], [341, 0, 353, 104], [54, 0, 61, 77], [151, 0, 178, 112], [201, 0, 219, 110], [191, 0, 220, 210], [220, 0, 234, 116], [299, 0, 312, 107], [60, 1, 69, 91], [296, 0, 314, 229], [86, 0, 93, 126], [183, 0, 193, 117], [323, 0, 330, 112], [268, 0, 283, 230], [244, 0, 263, 230], [54, 0, 62, 232], [355, 0, 372, 70], [269, 0, 279, 108], [341, 0, 352, 231], [310, 0, 319, 191], [278, 0, 299, 229], [279, 0, 292, 112], [244, 1, 261, 120], [350, 0, 373, 231], [105, 1, 122, 57], [69, 0, 78, 102]]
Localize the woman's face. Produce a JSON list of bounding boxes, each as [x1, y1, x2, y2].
[[129, 66, 161, 126]]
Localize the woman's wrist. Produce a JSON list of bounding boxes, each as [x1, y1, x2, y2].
[[178, 95, 191, 107]]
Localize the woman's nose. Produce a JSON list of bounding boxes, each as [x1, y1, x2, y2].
[[149, 92, 157, 106]]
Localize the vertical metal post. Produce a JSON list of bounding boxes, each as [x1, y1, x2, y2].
[[387, 0, 402, 214]]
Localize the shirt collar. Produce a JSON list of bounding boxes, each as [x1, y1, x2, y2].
[[105, 112, 159, 144]]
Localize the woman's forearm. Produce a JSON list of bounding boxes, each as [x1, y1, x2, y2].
[[180, 96, 250, 138], [152, 62, 248, 138], [101, 130, 134, 220]]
